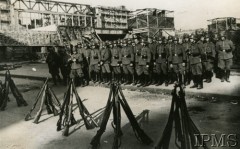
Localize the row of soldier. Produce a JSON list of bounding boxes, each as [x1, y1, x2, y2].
[[46, 33, 235, 89]]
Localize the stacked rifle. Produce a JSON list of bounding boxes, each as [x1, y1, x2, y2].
[[90, 83, 153, 149], [56, 79, 99, 136], [0, 70, 28, 111], [25, 78, 61, 124], [155, 84, 208, 149]]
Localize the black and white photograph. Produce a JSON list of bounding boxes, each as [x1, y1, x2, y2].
[[0, 0, 240, 148]]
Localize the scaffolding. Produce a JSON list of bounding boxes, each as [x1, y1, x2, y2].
[[128, 8, 175, 37], [207, 17, 240, 33]]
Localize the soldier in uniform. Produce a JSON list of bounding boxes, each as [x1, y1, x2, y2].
[[216, 33, 235, 82], [188, 35, 203, 89], [121, 39, 134, 85], [69, 46, 84, 86], [100, 42, 112, 84], [182, 34, 192, 85], [165, 36, 175, 84], [136, 39, 151, 87], [201, 35, 216, 83], [58, 47, 71, 85], [155, 37, 168, 86], [89, 43, 101, 83], [81, 44, 91, 86], [46, 46, 61, 85], [111, 40, 122, 82], [168, 37, 186, 85], [148, 37, 158, 84], [132, 38, 142, 85]]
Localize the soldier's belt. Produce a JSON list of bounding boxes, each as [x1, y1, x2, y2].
[[113, 56, 119, 59], [93, 56, 99, 59], [141, 55, 148, 59], [123, 55, 131, 58], [173, 53, 183, 56]]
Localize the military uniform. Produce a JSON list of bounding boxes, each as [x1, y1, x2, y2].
[[111, 44, 122, 82], [189, 40, 203, 89], [165, 39, 175, 84], [202, 40, 216, 82], [155, 40, 168, 86], [100, 44, 111, 83], [81, 46, 91, 85], [90, 47, 101, 82], [136, 42, 151, 87], [133, 42, 142, 85], [121, 42, 134, 84], [148, 40, 157, 84], [182, 40, 191, 85], [46, 48, 61, 85], [216, 38, 235, 82], [69, 52, 84, 79], [58, 48, 71, 85], [168, 40, 186, 84]]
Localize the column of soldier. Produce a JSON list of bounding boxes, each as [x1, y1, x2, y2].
[[49, 33, 234, 90]]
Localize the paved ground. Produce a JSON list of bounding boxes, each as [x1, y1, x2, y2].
[[0, 78, 239, 149], [0, 63, 240, 97]]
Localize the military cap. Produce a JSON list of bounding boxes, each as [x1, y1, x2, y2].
[[173, 37, 179, 41]]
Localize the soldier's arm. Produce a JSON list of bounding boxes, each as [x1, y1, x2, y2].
[[181, 45, 187, 62], [211, 43, 216, 58], [229, 40, 235, 51], [130, 47, 134, 62], [147, 47, 151, 63]]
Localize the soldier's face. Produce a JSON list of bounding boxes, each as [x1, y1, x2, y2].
[[174, 40, 178, 44], [190, 39, 194, 42], [206, 38, 209, 42], [221, 37, 225, 40], [158, 41, 162, 44], [185, 38, 189, 42]]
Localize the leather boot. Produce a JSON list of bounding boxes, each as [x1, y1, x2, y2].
[[190, 75, 198, 88], [137, 74, 144, 87], [197, 75, 203, 89], [226, 70, 230, 83], [221, 69, 225, 82]]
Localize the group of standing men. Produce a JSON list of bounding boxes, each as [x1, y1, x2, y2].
[[46, 33, 235, 89]]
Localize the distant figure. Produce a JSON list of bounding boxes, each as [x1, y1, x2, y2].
[[58, 47, 71, 85], [46, 47, 61, 85]]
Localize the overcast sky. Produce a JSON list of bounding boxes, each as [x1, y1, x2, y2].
[[59, 0, 240, 30]]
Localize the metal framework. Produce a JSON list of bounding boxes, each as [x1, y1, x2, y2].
[[128, 8, 175, 37], [12, 0, 94, 30], [207, 17, 240, 33]]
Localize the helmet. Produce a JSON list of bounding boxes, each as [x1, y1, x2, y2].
[[189, 34, 195, 39], [168, 36, 173, 40], [183, 34, 189, 39], [158, 37, 162, 41], [205, 34, 210, 39], [173, 37, 179, 41]]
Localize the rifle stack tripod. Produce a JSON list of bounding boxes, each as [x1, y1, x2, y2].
[[25, 78, 61, 124], [155, 84, 208, 149], [56, 79, 99, 136], [90, 82, 153, 149], [0, 70, 28, 111]]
